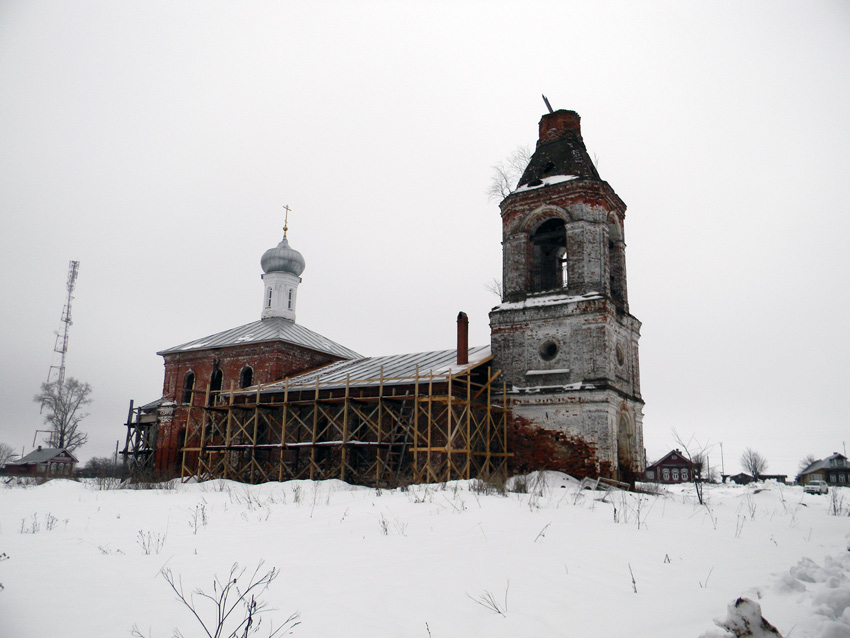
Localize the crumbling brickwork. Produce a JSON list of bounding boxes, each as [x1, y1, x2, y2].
[[507, 414, 603, 479]]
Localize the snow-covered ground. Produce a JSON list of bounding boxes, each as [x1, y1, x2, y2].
[[1, 474, 848, 637]]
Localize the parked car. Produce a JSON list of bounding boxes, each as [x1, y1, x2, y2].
[[804, 480, 828, 495]]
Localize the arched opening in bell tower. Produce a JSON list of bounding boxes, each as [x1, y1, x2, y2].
[[608, 214, 627, 310], [529, 218, 567, 293]]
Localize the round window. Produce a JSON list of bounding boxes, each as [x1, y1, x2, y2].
[[539, 339, 558, 361]]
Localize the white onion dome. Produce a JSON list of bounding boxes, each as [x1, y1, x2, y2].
[[261, 236, 305, 276]]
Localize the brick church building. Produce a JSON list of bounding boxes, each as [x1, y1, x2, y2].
[[135, 108, 644, 484], [151, 230, 359, 475]]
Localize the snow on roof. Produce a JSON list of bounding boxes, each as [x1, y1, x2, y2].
[[513, 174, 577, 194], [8, 447, 78, 465], [137, 398, 163, 412], [493, 291, 602, 312], [157, 317, 360, 360], [509, 381, 595, 394], [247, 345, 492, 394]]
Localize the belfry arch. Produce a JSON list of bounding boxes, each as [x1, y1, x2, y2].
[[607, 212, 628, 311], [529, 217, 567, 292]]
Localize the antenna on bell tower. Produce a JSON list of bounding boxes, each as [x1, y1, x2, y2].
[[282, 204, 291, 238], [48, 260, 80, 387], [542, 94, 554, 113]]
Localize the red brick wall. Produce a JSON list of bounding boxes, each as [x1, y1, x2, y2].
[[154, 341, 347, 477]]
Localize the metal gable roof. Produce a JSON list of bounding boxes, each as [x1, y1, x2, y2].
[[646, 449, 694, 470], [799, 453, 848, 476], [249, 345, 492, 395], [8, 447, 78, 465], [157, 317, 360, 360]]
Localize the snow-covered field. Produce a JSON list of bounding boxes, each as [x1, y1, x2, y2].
[[1, 474, 848, 637]]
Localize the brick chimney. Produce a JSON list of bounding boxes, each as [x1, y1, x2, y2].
[[456, 312, 468, 365], [537, 109, 581, 146]]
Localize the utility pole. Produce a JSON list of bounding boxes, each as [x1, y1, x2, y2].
[[48, 260, 80, 386]]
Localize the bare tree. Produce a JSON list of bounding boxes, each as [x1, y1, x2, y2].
[[687, 452, 718, 483], [33, 378, 91, 453], [0, 442, 18, 467], [487, 145, 531, 202], [484, 278, 503, 300], [149, 562, 300, 638], [740, 447, 768, 481], [672, 430, 714, 504], [798, 454, 817, 473]]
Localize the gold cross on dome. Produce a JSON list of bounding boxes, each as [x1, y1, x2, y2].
[[282, 204, 291, 237]]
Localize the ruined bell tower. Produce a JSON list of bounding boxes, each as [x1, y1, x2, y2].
[[489, 109, 644, 482]]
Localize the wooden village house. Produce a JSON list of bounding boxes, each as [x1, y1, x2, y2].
[[642, 449, 697, 484], [123, 108, 645, 486], [4, 446, 78, 477], [797, 453, 850, 487]]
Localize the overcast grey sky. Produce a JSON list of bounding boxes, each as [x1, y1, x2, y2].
[[1, 1, 848, 477]]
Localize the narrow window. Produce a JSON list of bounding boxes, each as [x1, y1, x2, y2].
[[208, 367, 223, 406], [240, 366, 253, 389], [182, 371, 195, 404], [288, 289, 292, 309], [267, 288, 273, 308]]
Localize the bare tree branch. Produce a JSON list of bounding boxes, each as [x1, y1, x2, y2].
[[740, 447, 768, 481], [671, 429, 713, 505], [0, 442, 18, 467], [161, 562, 299, 638], [797, 454, 817, 473], [33, 377, 91, 452], [487, 146, 531, 202]]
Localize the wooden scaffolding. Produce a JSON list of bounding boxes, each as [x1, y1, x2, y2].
[[120, 399, 159, 476], [179, 358, 509, 486]]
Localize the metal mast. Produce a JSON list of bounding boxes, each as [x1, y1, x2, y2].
[[49, 260, 80, 386]]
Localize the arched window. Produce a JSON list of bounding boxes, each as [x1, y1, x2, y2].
[[267, 288, 273, 308], [181, 371, 195, 404], [530, 218, 567, 292], [287, 289, 293, 309], [208, 366, 223, 406], [240, 366, 254, 389]]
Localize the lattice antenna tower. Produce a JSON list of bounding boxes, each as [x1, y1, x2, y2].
[[48, 260, 80, 386]]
